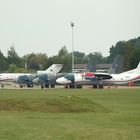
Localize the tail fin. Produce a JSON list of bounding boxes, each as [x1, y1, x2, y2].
[[136, 62, 140, 69], [45, 64, 63, 75], [37, 64, 63, 75], [122, 62, 140, 74]]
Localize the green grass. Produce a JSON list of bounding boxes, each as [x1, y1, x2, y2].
[[0, 88, 140, 140]]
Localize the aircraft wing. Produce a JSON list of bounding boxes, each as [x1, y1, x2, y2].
[[94, 73, 112, 80]]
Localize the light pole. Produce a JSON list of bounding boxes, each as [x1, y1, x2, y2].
[[70, 22, 74, 73]]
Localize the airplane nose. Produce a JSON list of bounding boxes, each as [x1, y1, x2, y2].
[[56, 77, 72, 84]]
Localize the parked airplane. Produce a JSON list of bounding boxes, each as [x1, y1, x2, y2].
[[101, 62, 140, 86], [56, 62, 140, 88], [56, 72, 112, 88], [0, 73, 34, 88], [0, 64, 63, 88], [33, 64, 63, 88]]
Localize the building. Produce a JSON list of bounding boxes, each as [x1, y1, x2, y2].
[[74, 63, 113, 73], [74, 64, 88, 73], [96, 64, 113, 73]]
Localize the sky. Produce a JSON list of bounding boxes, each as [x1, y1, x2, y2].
[[0, 0, 140, 57]]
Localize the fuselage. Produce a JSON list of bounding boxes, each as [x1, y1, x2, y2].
[[0, 73, 33, 83], [56, 72, 97, 85], [103, 73, 140, 85], [56, 71, 140, 86]]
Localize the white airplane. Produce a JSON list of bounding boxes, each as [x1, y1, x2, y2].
[[33, 64, 63, 88], [56, 62, 140, 88], [0, 73, 34, 88], [0, 64, 63, 88], [102, 62, 140, 85], [56, 71, 112, 88]]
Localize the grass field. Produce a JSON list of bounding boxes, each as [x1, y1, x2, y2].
[[0, 88, 140, 140]]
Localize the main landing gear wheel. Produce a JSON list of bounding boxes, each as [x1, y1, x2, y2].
[[41, 85, 45, 89], [93, 84, 104, 89], [69, 84, 75, 88], [99, 84, 104, 89], [93, 85, 97, 89], [50, 84, 55, 88]]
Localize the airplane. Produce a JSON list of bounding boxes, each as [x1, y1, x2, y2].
[[33, 64, 63, 89], [56, 71, 112, 88], [56, 62, 140, 89], [101, 62, 140, 86], [0, 64, 63, 88], [0, 73, 34, 88]]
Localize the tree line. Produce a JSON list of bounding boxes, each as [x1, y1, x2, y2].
[[0, 45, 107, 73], [0, 36, 140, 73], [108, 36, 140, 71]]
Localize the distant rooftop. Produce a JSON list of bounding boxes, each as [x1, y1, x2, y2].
[[96, 64, 112, 69], [74, 64, 87, 69]]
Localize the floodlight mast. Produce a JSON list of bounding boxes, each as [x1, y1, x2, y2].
[[70, 22, 74, 73]]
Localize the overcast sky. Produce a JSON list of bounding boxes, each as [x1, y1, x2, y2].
[[0, 0, 140, 57]]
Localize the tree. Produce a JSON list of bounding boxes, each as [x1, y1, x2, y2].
[[73, 51, 86, 64], [60, 54, 72, 72], [7, 46, 21, 67], [108, 36, 140, 71], [88, 52, 103, 64], [87, 52, 103, 71], [129, 48, 140, 69], [108, 41, 125, 63], [8, 64, 17, 72], [23, 53, 48, 71], [108, 45, 115, 63], [0, 50, 8, 72], [58, 46, 68, 57]]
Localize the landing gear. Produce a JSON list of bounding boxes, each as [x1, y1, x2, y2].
[[99, 84, 104, 89], [93, 84, 98, 89], [50, 84, 55, 88], [1, 84, 4, 88], [41, 84, 55, 89], [27, 84, 33, 88], [65, 85, 69, 89], [41, 85, 45, 89], [69, 84, 75, 88], [64, 84, 82, 89], [93, 84, 104, 89], [45, 84, 49, 88]]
